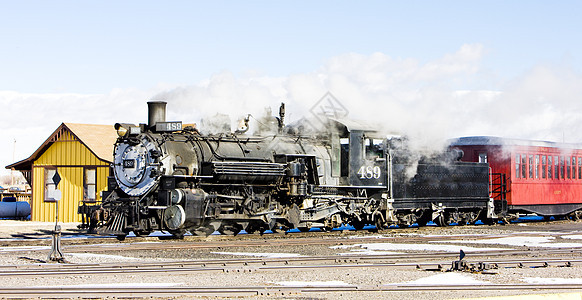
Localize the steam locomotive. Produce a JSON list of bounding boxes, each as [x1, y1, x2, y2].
[[81, 101, 504, 239]]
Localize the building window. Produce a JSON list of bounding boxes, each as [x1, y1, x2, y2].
[[44, 168, 57, 202], [555, 156, 559, 179], [84, 168, 97, 202], [541, 156, 547, 179]]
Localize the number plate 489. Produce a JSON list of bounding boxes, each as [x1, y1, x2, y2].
[[358, 166, 381, 179]]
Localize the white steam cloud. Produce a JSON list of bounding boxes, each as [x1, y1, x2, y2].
[[2, 44, 582, 176]]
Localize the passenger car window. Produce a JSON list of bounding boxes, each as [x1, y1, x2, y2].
[[521, 155, 527, 178], [572, 156, 576, 179], [528, 155, 534, 178], [535, 155, 540, 179], [548, 156, 553, 179], [515, 154, 520, 178], [560, 156, 565, 179], [541, 156, 547, 179], [554, 156, 559, 179]]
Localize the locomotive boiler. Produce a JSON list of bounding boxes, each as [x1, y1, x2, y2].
[[82, 101, 499, 239]]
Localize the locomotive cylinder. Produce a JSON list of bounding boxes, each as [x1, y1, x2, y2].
[[286, 161, 305, 177]]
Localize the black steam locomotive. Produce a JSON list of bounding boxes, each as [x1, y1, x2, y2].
[[81, 101, 504, 239]]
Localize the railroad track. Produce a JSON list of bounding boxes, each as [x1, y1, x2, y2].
[[1, 227, 581, 299], [2, 283, 582, 298], [5, 229, 575, 253], [2, 247, 581, 277]]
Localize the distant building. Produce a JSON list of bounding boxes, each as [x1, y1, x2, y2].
[[6, 123, 117, 222]]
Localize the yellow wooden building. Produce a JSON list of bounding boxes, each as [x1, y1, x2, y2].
[[6, 123, 118, 222]]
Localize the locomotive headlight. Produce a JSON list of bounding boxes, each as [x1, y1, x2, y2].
[[116, 126, 128, 137], [115, 123, 141, 137]]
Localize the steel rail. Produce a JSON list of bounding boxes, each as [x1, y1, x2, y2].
[[0, 256, 580, 277], [1, 283, 582, 298], [5, 229, 575, 253], [6, 245, 579, 269], [1, 245, 580, 270]]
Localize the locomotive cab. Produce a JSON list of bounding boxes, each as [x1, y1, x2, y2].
[[329, 119, 388, 189]]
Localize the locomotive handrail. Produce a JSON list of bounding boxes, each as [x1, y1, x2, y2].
[[171, 175, 214, 178], [317, 185, 387, 189]]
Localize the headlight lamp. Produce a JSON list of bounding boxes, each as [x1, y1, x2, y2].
[[114, 123, 140, 137]]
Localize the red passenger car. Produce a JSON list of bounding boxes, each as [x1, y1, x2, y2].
[[451, 136, 582, 219]]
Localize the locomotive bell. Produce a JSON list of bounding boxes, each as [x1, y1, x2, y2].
[[148, 101, 167, 128]]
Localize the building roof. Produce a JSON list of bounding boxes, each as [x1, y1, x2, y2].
[[450, 136, 582, 149], [6, 123, 118, 171], [65, 123, 118, 162]]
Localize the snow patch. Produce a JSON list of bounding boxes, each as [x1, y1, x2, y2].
[[331, 242, 505, 252], [401, 272, 490, 285], [212, 252, 302, 258], [48, 282, 182, 288], [523, 277, 582, 284], [441, 236, 582, 248], [0, 246, 50, 252], [66, 252, 143, 261], [561, 234, 582, 240], [347, 234, 389, 239], [337, 250, 405, 256], [275, 281, 353, 287]]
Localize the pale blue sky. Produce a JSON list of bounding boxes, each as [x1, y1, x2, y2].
[[2, 1, 582, 174], [1, 1, 580, 93]]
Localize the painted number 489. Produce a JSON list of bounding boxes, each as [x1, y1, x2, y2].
[[358, 166, 381, 179]]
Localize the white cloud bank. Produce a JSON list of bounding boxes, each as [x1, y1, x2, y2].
[[2, 44, 582, 176]]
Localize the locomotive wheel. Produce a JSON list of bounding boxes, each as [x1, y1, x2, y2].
[[133, 230, 152, 237], [320, 226, 334, 232], [374, 218, 386, 231], [218, 224, 243, 236], [481, 218, 497, 225], [463, 211, 479, 225], [244, 222, 264, 234], [569, 211, 582, 221], [116, 234, 127, 241], [351, 221, 366, 230], [298, 227, 311, 232], [191, 227, 214, 237], [415, 213, 432, 227], [168, 229, 186, 239], [435, 214, 449, 227]]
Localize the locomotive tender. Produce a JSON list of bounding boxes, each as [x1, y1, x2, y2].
[[82, 101, 501, 239]]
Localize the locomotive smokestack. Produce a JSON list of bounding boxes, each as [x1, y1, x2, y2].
[[148, 101, 167, 128]]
